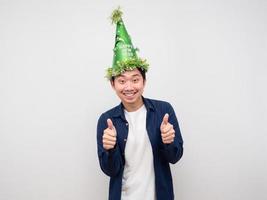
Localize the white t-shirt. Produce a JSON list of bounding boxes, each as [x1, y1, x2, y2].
[[121, 105, 156, 200]]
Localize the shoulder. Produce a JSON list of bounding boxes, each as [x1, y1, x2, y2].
[[103, 105, 120, 115], [145, 97, 173, 109], [97, 103, 121, 123], [143, 97, 175, 116]]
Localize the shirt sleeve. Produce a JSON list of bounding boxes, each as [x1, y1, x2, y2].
[[96, 113, 123, 177]]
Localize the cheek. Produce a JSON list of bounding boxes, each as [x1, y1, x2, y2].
[[136, 83, 145, 91], [114, 85, 124, 93]]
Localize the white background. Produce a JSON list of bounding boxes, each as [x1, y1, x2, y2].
[[0, 0, 266, 199]]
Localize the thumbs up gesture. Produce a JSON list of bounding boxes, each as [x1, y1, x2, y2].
[[160, 113, 175, 144], [102, 119, 117, 150]]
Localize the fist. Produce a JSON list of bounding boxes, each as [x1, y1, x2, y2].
[[102, 118, 117, 150], [160, 113, 175, 144]]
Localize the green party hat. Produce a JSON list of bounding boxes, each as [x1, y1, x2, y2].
[[106, 7, 149, 80]]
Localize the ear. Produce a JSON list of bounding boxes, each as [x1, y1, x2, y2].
[[110, 80, 115, 89]]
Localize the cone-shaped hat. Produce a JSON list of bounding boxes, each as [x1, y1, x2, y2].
[[106, 7, 149, 79]]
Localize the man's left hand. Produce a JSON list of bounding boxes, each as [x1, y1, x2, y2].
[[160, 113, 175, 144]]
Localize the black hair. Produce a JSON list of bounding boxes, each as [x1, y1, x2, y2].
[[111, 67, 146, 82]]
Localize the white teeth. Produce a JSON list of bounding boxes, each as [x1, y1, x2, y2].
[[123, 92, 135, 97], [124, 93, 134, 96]]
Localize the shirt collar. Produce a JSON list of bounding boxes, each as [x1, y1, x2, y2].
[[111, 96, 154, 119]]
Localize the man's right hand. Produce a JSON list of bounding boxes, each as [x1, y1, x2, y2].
[[102, 118, 117, 150]]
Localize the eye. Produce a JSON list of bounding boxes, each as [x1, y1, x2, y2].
[[132, 78, 139, 83], [118, 79, 125, 84]]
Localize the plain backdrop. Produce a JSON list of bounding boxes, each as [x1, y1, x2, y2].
[[0, 0, 267, 200]]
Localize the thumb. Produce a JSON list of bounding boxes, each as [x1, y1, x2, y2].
[[107, 118, 114, 130], [162, 113, 169, 125]]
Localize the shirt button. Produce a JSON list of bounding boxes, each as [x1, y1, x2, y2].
[[124, 138, 127, 142], [126, 123, 128, 126]]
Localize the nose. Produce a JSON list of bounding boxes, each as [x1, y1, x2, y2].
[[124, 81, 133, 90]]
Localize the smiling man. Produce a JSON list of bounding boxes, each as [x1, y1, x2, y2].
[[96, 8, 184, 200]]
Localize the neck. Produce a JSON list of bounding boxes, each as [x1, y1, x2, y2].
[[123, 97, 144, 112]]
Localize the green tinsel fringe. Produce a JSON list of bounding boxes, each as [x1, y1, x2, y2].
[[105, 58, 149, 80], [110, 7, 123, 24]]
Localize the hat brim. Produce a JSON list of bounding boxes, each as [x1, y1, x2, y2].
[[106, 58, 149, 80]]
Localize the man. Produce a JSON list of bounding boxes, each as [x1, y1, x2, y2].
[[97, 8, 183, 200]]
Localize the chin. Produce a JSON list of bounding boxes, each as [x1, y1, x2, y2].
[[122, 97, 136, 104], [123, 95, 141, 104]]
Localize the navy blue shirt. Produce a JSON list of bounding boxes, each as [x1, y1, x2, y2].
[[97, 97, 183, 200]]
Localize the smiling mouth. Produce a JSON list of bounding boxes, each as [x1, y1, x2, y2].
[[123, 92, 136, 97]]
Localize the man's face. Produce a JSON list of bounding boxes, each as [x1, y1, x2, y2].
[[111, 69, 146, 110]]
